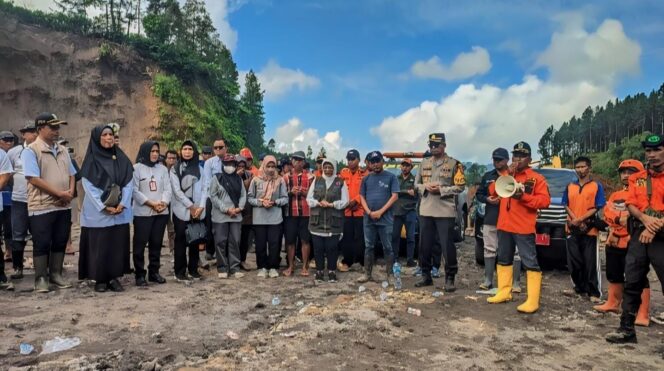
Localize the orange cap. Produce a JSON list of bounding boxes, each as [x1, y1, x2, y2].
[[618, 159, 644, 173], [401, 158, 413, 165], [239, 147, 254, 160]]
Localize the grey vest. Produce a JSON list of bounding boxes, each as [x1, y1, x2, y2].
[[309, 177, 344, 234]]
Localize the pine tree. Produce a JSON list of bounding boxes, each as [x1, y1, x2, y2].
[[240, 70, 265, 151]]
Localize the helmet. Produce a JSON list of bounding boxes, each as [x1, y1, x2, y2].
[[618, 159, 644, 173]]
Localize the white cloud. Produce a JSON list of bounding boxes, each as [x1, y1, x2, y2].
[[372, 16, 640, 162], [202, 0, 240, 52], [411, 46, 492, 81], [273, 118, 345, 161], [248, 60, 320, 100], [536, 14, 640, 85]]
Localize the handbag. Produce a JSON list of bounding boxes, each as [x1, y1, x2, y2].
[[185, 221, 207, 246], [101, 184, 121, 207]]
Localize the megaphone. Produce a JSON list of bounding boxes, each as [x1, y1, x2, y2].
[[495, 175, 524, 198]]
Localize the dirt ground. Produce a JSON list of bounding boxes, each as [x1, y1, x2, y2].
[[2, 226, 664, 371]]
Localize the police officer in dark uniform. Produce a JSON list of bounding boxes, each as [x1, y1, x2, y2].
[[414, 133, 465, 290], [606, 134, 664, 343]]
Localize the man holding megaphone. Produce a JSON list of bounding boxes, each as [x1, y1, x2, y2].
[[487, 141, 550, 313]]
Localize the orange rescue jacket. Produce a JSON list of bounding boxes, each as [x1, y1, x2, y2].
[[339, 167, 367, 217], [495, 167, 550, 234], [604, 188, 631, 248]]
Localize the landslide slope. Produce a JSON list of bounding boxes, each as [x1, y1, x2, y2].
[[0, 14, 160, 159]]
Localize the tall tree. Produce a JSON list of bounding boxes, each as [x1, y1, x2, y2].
[[240, 71, 265, 151]]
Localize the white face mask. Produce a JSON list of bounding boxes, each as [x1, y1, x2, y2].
[[223, 165, 236, 174]]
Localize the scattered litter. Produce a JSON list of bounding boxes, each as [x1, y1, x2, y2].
[[476, 288, 498, 295], [432, 291, 443, 298], [19, 343, 34, 355], [381, 281, 389, 289], [407, 307, 422, 316], [464, 295, 480, 302], [358, 286, 366, 293], [40, 336, 81, 355], [281, 331, 297, 338], [271, 296, 281, 306], [295, 301, 304, 307], [380, 291, 388, 302], [225, 331, 239, 340]]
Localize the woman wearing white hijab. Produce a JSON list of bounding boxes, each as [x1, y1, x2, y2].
[[306, 159, 348, 282]]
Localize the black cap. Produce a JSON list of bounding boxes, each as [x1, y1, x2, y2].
[[0, 131, 14, 140], [642, 134, 663, 148], [492, 147, 509, 160], [201, 145, 213, 154], [280, 156, 291, 166], [291, 150, 306, 160], [259, 153, 266, 161], [367, 150, 384, 163], [35, 112, 67, 127], [428, 133, 446, 144], [20, 121, 37, 133], [512, 141, 531, 156], [346, 149, 360, 160]]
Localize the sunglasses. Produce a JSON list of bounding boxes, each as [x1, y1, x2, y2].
[[48, 124, 61, 130], [214, 146, 225, 150], [368, 159, 382, 164], [428, 142, 442, 148], [1, 138, 14, 142]]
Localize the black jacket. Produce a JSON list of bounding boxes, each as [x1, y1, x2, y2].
[[476, 169, 500, 226]]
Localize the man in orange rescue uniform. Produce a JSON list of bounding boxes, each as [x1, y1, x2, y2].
[[338, 149, 367, 271], [487, 141, 550, 313], [594, 159, 650, 327], [606, 134, 664, 343]]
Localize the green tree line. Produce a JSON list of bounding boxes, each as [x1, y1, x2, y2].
[[0, 0, 266, 153], [538, 83, 664, 165]]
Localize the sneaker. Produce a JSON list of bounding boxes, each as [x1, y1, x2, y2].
[[269, 269, 279, 278], [431, 267, 441, 278], [412, 266, 422, 277], [309, 260, 316, 269], [190, 271, 203, 280], [257, 268, 268, 278], [406, 260, 417, 268], [233, 272, 245, 279], [314, 270, 325, 282], [328, 271, 337, 283], [10, 268, 23, 280], [175, 274, 193, 282], [218, 272, 228, 279]]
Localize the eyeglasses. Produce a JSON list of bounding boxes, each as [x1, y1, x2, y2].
[[214, 146, 225, 150], [1, 138, 14, 142], [428, 142, 442, 148]]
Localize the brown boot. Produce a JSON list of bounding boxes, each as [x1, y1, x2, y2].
[[635, 288, 651, 327], [594, 283, 623, 313]]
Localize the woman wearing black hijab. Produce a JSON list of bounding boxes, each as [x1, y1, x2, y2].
[[78, 125, 134, 293], [132, 141, 172, 286], [169, 140, 205, 282]]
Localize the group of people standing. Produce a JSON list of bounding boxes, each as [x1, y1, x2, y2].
[[0, 113, 662, 345]]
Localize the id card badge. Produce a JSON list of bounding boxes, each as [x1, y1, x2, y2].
[[149, 176, 158, 192]]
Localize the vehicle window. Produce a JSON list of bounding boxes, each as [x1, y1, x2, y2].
[[533, 169, 578, 198]]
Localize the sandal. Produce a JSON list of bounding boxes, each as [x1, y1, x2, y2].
[[299, 269, 310, 277], [282, 268, 294, 277]]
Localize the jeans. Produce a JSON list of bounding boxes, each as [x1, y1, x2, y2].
[[133, 215, 169, 277], [497, 231, 539, 271], [213, 222, 242, 273], [392, 210, 417, 261], [29, 209, 72, 257], [312, 234, 341, 271], [363, 216, 394, 260], [566, 234, 600, 297]]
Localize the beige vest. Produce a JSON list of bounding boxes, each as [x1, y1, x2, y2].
[[416, 155, 465, 218], [27, 137, 72, 212]]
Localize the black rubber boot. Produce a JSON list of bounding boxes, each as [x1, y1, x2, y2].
[[34, 255, 50, 293], [415, 273, 433, 287], [357, 253, 373, 283], [49, 252, 72, 288], [606, 313, 637, 344], [445, 275, 457, 292]]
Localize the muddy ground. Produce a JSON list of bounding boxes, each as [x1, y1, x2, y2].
[[2, 226, 664, 370]]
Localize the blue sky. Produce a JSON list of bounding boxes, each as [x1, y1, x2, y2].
[[222, 0, 664, 161], [29, 0, 664, 161]]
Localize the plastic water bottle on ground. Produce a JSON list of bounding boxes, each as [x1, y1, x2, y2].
[[381, 281, 389, 289], [358, 285, 366, 293], [407, 307, 422, 316], [432, 291, 442, 298], [393, 263, 402, 290], [40, 337, 81, 355], [380, 291, 388, 302], [19, 343, 34, 355], [271, 296, 280, 306]]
